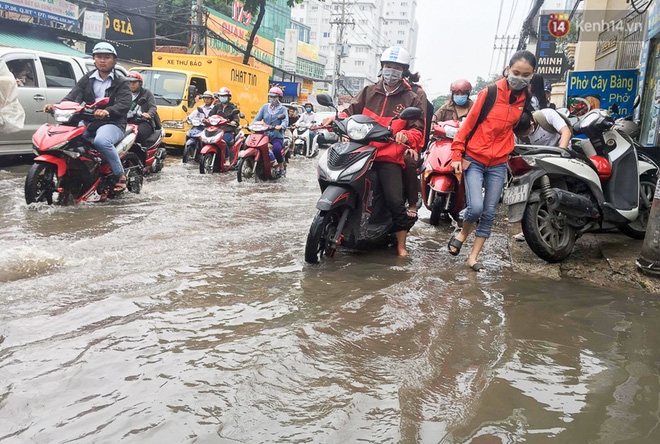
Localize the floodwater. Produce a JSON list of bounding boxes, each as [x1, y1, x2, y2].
[[1, 155, 659, 443]]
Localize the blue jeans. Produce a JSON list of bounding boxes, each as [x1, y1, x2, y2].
[[222, 132, 234, 161], [84, 124, 124, 177], [463, 156, 507, 239]]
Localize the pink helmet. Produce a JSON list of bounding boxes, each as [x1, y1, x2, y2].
[[450, 79, 472, 94], [218, 87, 232, 96], [268, 86, 283, 97]]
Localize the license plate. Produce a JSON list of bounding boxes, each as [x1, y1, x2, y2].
[[503, 184, 529, 205]]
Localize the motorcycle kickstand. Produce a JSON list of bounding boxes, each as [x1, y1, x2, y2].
[[330, 207, 351, 249]]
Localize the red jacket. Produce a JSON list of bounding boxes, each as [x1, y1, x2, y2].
[[451, 78, 526, 166], [341, 80, 424, 165]]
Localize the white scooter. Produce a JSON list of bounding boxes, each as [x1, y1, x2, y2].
[[506, 109, 657, 263], [292, 121, 319, 158]]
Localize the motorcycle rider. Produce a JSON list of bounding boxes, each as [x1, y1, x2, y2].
[[213, 87, 240, 167], [126, 72, 159, 152], [326, 46, 425, 257], [433, 79, 474, 123], [188, 90, 216, 121], [253, 87, 289, 177], [43, 42, 131, 193], [298, 101, 317, 145]]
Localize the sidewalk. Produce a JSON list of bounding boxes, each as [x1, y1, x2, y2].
[[507, 223, 660, 294]]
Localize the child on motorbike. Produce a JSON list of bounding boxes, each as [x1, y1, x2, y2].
[[253, 87, 289, 176], [448, 50, 536, 272]]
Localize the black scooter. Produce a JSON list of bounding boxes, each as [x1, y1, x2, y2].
[[304, 94, 421, 264]]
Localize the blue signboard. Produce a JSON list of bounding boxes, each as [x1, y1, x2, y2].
[[270, 81, 300, 97], [0, 0, 79, 27], [566, 69, 638, 118]]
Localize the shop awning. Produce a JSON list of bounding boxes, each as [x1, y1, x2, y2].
[[0, 30, 87, 57]]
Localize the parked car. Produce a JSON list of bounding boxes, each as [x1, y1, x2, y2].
[[0, 48, 127, 156]]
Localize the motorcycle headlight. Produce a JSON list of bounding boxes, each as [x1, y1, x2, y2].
[[163, 120, 184, 129], [54, 109, 76, 123], [346, 120, 373, 141]]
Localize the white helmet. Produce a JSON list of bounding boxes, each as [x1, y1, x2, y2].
[[380, 46, 410, 68]]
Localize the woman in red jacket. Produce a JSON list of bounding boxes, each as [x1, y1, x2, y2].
[[447, 51, 536, 271]]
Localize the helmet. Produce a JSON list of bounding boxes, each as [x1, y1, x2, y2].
[[380, 46, 411, 67], [544, 83, 553, 92], [450, 79, 472, 94], [218, 87, 232, 96], [201, 90, 214, 99], [304, 102, 313, 110], [268, 86, 283, 97], [126, 72, 143, 83], [92, 42, 117, 57]]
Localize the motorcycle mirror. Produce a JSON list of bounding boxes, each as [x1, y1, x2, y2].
[[277, 114, 286, 120], [611, 103, 619, 115], [633, 95, 641, 110], [197, 106, 204, 113], [137, 97, 147, 106], [182, 105, 188, 112], [240, 112, 245, 119], [231, 109, 241, 116], [317, 93, 335, 108], [400, 107, 422, 121]]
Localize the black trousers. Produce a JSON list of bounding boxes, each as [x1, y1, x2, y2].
[[373, 161, 409, 232], [403, 153, 419, 208], [136, 121, 154, 146]]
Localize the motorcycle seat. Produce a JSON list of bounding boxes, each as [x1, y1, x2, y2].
[[144, 130, 162, 146]]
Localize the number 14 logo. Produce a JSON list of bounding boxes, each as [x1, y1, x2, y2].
[[548, 13, 570, 38]]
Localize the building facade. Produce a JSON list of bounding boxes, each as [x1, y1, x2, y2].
[[292, 0, 419, 97]]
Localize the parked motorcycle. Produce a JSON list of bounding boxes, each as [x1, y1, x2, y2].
[[25, 99, 143, 205], [292, 121, 319, 157], [420, 119, 465, 225], [182, 107, 205, 164], [304, 93, 422, 264], [506, 109, 657, 262], [236, 115, 289, 183], [198, 109, 245, 174]]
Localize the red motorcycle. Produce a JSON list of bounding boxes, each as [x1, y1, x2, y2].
[[129, 116, 166, 174], [236, 119, 290, 182], [198, 110, 245, 174], [420, 119, 465, 224], [25, 99, 143, 205]]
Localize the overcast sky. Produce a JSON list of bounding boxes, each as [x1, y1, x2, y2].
[[414, 0, 536, 99]]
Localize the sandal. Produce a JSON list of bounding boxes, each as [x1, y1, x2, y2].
[[113, 176, 127, 193], [469, 262, 485, 272], [448, 234, 463, 256], [406, 209, 418, 219]]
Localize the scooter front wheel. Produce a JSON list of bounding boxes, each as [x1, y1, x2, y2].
[[522, 199, 576, 263], [236, 157, 255, 182], [305, 210, 339, 264], [25, 162, 58, 205], [200, 153, 216, 174]]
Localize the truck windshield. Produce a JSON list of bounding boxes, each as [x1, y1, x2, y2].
[[136, 70, 186, 106]]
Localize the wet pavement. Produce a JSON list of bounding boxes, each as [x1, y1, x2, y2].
[[1, 155, 659, 443]]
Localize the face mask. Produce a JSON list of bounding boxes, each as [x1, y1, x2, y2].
[[453, 95, 468, 106], [305, 107, 312, 112], [219, 97, 228, 104], [507, 73, 531, 91], [382, 67, 403, 86], [268, 97, 279, 105]]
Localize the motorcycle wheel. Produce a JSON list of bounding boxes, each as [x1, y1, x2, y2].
[[305, 210, 339, 264], [152, 149, 166, 173], [619, 176, 657, 239], [182, 145, 197, 164], [25, 162, 57, 205], [429, 195, 446, 226], [236, 157, 255, 182], [521, 199, 576, 263], [123, 153, 144, 194], [200, 153, 215, 175]]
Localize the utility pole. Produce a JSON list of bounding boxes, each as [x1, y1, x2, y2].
[[330, 0, 354, 101], [194, 0, 205, 55], [490, 35, 519, 75]]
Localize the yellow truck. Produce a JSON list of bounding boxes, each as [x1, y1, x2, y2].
[[132, 52, 269, 147]]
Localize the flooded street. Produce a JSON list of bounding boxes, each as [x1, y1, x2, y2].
[[1, 155, 659, 443]]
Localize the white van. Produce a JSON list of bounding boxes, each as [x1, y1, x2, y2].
[[0, 48, 127, 155]]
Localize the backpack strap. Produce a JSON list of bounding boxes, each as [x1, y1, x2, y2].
[[465, 84, 497, 148]]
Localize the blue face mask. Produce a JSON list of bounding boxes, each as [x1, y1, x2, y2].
[[453, 95, 468, 106], [219, 97, 228, 104], [305, 107, 312, 112]]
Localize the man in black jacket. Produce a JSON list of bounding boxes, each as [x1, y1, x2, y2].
[[212, 87, 240, 166], [126, 71, 159, 148], [44, 42, 131, 192]]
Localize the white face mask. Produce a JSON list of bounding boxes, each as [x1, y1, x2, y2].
[[382, 67, 403, 86]]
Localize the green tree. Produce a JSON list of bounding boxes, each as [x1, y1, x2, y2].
[[432, 94, 449, 112]]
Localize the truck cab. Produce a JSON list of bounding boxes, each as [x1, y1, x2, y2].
[[132, 67, 209, 147]]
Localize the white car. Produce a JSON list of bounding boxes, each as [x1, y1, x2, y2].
[[0, 48, 127, 155]]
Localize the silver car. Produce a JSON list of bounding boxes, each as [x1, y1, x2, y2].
[[0, 48, 127, 156]]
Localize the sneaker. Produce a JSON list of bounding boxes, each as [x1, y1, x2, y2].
[[513, 233, 525, 242], [279, 169, 286, 177]]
